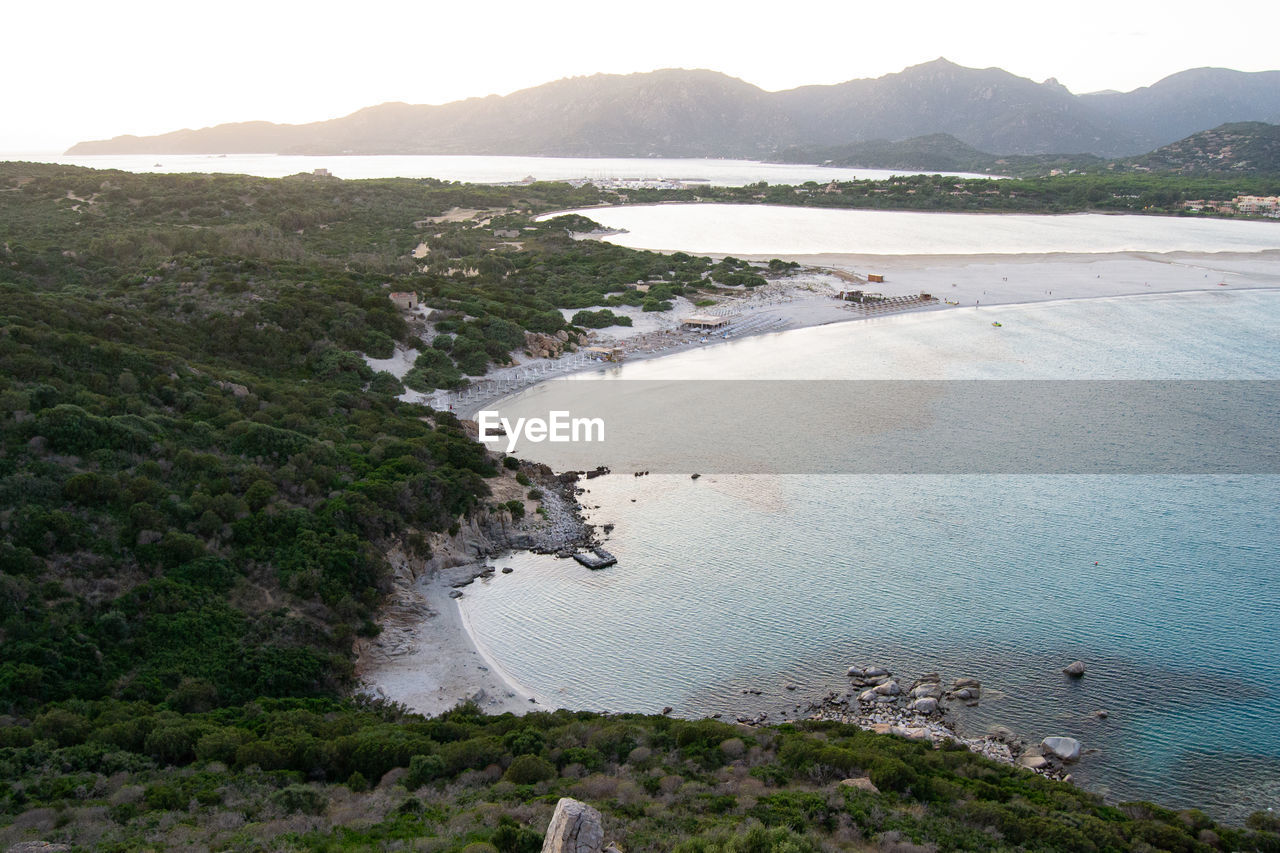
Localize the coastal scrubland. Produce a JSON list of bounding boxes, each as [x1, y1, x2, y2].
[[2, 162, 1279, 850]]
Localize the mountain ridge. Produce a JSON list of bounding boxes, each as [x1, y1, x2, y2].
[[67, 60, 1280, 160]]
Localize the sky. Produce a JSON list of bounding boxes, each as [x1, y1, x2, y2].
[[5, 0, 1278, 152]]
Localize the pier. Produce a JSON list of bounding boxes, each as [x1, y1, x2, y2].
[[835, 291, 940, 315], [573, 548, 618, 569]]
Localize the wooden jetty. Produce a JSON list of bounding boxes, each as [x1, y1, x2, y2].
[[573, 548, 618, 570]]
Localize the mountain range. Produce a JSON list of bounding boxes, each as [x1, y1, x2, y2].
[[67, 59, 1280, 161]]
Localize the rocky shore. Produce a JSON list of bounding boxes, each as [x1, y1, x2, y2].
[[354, 461, 608, 715], [804, 664, 1085, 784]]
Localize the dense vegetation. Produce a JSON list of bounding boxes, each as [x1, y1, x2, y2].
[[3, 699, 1279, 852], [623, 172, 1280, 215], [3, 162, 1278, 850]]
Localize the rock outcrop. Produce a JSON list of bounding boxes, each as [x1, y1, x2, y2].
[[541, 797, 614, 853], [1041, 736, 1082, 762]]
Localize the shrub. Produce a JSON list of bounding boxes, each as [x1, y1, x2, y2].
[[271, 784, 327, 815], [145, 725, 200, 765], [33, 709, 91, 747], [407, 753, 446, 788], [144, 783, 186, 811], [503, 754, 556, 784], [571, 309, 632, 328]]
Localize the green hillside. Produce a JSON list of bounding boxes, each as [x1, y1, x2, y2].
[[2, 163, 1278, 850]]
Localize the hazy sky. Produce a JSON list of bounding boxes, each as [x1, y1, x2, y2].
[[5, 0, 1278, 151]]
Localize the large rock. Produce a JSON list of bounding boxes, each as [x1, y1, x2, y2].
[[542, 797, 606, 853], [1017, 753, 1049, 771], [1064, 660, 1087, 678], [911, 683, 942, 700], [1041, 736, 1082, 762], [908, 697, 939, 714], [873, 680, 901, 696]]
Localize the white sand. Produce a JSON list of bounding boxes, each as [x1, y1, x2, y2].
[[743, 250, 1280, 309], [356, 560, 540, 716]]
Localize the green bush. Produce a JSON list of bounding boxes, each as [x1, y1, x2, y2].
[[571, 309, 632, 328], [271, 784, 327, 815], [503, 754, 556, 784], [407, 753, 446, 788]]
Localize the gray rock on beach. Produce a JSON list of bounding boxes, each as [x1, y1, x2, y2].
[[1041, 736, 1082, 762], [911, 683, 943, 699], [908, 697, 939, 714], [1064, 660, 1087, 678], [1018, 753, 1049, 771], [873, 680, 901, 696]]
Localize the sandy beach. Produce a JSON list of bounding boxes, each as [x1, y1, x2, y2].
[[356, 556, 543, 716], [361, 247, 1280, 719], [432, 248, 1280, 417]]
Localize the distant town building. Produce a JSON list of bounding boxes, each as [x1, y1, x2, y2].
[[1234, 195, 1280, 216], [389, 291, 418, 310], [313, 168, 332, 177]]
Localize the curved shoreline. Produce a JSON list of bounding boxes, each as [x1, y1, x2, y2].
[[368, 248, 1280, 718], [445, 246, 1280, 418]]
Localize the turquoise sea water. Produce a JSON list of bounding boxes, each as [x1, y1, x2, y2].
[[460, 290, 1280, 822]]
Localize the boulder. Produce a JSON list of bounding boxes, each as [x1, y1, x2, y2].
[[873, 680, 901, 696], [890, 725, 930, 741], [988, 726, 1018, 742], [1017, 753, 1049, 771], [839, 777, 880, 794], [1091, 709, 1109, 720], [448, 589, 463, 599], [911, 683, 942, 700], [1041, 736, 1082, 762], [859, 688, 895, 703], [541, 797, 607, 853], [863, 666, 890, 679], [1064, 660, 1087, 678], [908, 697, 939, 714], [952, 677, 981, 690]]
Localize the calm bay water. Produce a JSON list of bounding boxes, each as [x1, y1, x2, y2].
[[461, 290, 1280, 822], [555, 203, 1280, 255], [2, 152, 989, 185]]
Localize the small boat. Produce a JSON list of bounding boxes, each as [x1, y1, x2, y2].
[[991, 321, 1002, 327]]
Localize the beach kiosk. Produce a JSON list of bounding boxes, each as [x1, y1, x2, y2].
[[681, 314, 730, 330], [585, 345, 625, 362]]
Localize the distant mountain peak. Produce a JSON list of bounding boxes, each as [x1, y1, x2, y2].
[[66, 62, 1280, 161]]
